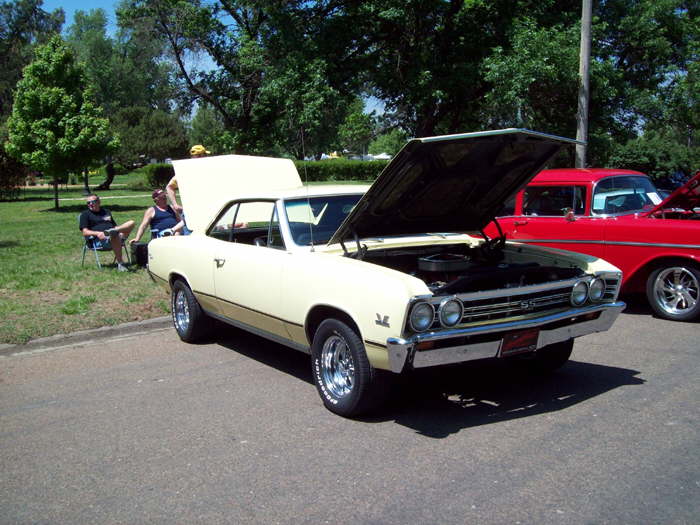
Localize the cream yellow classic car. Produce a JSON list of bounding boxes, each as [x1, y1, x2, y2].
[[148, 129, 625, 417]]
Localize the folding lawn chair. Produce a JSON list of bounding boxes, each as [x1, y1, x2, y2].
[[79, 217, 131, 269]]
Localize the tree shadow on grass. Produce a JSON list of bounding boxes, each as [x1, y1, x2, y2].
[[0, 240, 20, 248], [38, 203, 146, 214], [209, 322, 644, 436]]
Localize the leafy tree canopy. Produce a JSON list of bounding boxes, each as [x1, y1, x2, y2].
[[5, 35, 118, 185], [0, 0, 64, 120]]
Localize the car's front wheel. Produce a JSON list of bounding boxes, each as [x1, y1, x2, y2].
[[529, 339, 574, 373], [646, 263, 700, 322], [171, 279, 211, 342], [311, 319, 378, 417]]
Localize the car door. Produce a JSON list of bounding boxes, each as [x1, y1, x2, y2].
[[499, 184, 608, 260], [210, 200, 289, 339]]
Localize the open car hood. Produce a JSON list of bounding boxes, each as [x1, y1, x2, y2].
[[327, 129, 580, 246], [645, 171, 700, 217], [173, 154, 302, 233]]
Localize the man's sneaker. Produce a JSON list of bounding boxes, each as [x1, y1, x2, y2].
[[160, 228, 173, 237], [117, 263, 128, 272]]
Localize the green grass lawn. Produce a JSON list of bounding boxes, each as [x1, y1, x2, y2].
[[0, 182, 170, 344], [0, 174, 374, 345]]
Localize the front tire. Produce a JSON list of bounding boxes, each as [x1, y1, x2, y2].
[[646, 264, 700, 321], [530, 339, 574, 373], [311, 319, 377, 417], [171, 279, 211, 342]]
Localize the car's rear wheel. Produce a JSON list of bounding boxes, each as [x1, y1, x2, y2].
[[529, 339, 574, 373], [171, 279, 211, 342], [646, 264, 700, 321], [311, 319, 378, 417]]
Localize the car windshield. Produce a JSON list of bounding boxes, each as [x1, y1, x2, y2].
[[284, 194, 363, 245], [592, 175, 663, 215]]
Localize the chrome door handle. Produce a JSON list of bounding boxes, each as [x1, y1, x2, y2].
[[514, 220, 528, 226], [214, 258, 226, 268]]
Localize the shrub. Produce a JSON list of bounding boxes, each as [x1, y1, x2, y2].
[[294, 159, 388, 182], [0, 150, 28, 200], [142, 163, 175, 189]]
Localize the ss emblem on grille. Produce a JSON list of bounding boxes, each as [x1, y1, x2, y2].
[[520, 300, 536, 311]]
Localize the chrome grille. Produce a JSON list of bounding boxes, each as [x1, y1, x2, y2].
[[415, 273, 622, 332]]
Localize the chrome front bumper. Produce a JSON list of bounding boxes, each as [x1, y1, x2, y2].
[[385, 302, 625, 373]]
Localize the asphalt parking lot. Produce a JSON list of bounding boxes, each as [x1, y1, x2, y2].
[[1, 297, 698, 524]]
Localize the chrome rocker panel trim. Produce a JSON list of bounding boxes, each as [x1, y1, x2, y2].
[[386, 302, 625, 373]]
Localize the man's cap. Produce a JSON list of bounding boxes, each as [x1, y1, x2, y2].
[[190, 144, 210, 156], [152, 189, 166, 199]]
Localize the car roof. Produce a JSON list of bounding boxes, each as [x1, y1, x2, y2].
[[532, 168, 648, 184]]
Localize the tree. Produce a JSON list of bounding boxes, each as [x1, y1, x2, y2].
[[111, 106, 188, 166], [5, 35, 119, 209], [0, 0, 64, 120], [338, 99, 375, 155], [189, 103, 230, 154], [368, 128, 408, 156], [67, 6, 176, 115]]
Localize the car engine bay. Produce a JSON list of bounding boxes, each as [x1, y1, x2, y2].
[[362, 240, 584, 294]]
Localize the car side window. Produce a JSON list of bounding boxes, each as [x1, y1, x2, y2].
[[523, 186, 585, 216], [209, 203, 239, 242]]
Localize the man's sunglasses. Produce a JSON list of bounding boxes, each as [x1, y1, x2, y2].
[[87, 200, 99, 205]]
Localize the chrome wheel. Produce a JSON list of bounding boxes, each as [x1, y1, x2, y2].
[[652, 266, 699, 316], [320, 334, 355, 398], [174, 289, 191, 334]]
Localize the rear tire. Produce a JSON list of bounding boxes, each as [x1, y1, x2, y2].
[[311, 319, 379, 417], [171, 280, 211, 342], [646, 264, 700, 321]]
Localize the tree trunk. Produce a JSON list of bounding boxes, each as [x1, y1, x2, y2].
[[82, 168, 90, 195], [95, 162, 115, 191], [53, 178, 59, 210]]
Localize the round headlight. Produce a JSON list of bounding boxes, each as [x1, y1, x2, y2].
[[439, 298, 463, 327], [409, 302, 435, 332], [589, 277, 605, 302], [570, 280, 589, 306]]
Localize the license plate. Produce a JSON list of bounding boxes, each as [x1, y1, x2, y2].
[[500, 328, 539, 357]]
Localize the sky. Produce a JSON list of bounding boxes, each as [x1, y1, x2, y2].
[[42, 0, 119, 33]]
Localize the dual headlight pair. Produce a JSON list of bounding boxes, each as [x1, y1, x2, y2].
[[409, 276, 608, 333], [571, 277, 606, 306], [409, 297, 462, 332]]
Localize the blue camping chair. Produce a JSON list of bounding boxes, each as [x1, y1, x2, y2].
[[80, 217, 131, 269]]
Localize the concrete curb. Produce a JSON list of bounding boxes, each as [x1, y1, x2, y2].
[[0, 316, 172, 357]]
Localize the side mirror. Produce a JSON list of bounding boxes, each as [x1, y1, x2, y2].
[[563, 208, 576, 222]]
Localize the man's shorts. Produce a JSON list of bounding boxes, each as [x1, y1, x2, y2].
[[92, 237, 112, 249]]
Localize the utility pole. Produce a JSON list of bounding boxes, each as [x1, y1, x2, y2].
[[576, 0, 592, 167]]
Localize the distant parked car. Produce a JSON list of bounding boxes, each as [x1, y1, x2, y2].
[[490, 168, 700, 321]]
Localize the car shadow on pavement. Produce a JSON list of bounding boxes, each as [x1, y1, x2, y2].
[[210, 322, 644, 436], [213, 322, 313, 384], [381, 360, 645, 437], [619, 292, 655, 316]]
